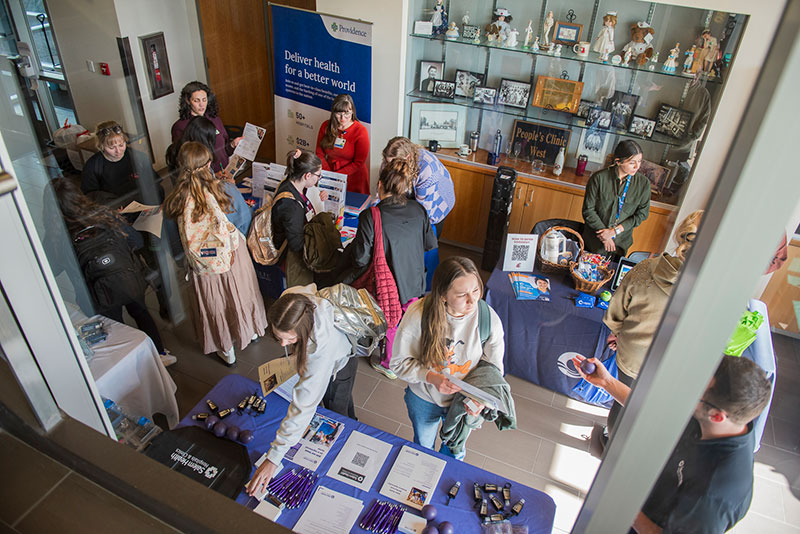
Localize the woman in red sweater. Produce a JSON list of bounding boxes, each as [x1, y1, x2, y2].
[[315, 94, 370, 194]]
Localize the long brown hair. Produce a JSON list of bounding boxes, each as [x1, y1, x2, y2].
[[267, 293, 316, 375], [163, 142, 231, 223], [419, 257, 484, 368], [285, 148, 322, 184], [674, 210, 703, 260], [378, 159, 412, 205], [50, 178, 125, 235], [382, 136, 420, 183], [320, 94, 357, 150]]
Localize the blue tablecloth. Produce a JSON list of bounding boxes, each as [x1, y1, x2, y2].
[[178, 374, 555, 533], [485, 261, 615, 407]]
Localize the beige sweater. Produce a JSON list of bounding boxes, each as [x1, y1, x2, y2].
[[603, 254, 682, 378]]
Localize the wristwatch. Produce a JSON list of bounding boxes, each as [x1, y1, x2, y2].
[[614, 225, 622, 235]]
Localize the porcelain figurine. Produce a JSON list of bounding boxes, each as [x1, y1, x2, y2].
[[486, 7, 513, 43], [648, 52, 659, 71], [696, 29, 719, 73], [662, 42, 680, 73], [430, 0, 448, 35], [473, 27, 481, 44], [553, 44, 562, 56], [623, 47, 633, 66], [462, 11, 470, 26], [445, 21, 459, 40], [683, 45, 697, 73], [542, 11, 554, 47], [506, 28, 519, 47], [592, 11, 617, 62], [532, 35, 540, 51]]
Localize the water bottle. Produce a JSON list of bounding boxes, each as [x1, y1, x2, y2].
[[103, 398, 160, 449], [553, 147, 565, 176], [488, 129, 502, 165]]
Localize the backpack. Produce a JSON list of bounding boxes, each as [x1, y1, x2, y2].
[[181, 192, 239, 274], [303, 212, 342, 272], [316, 283, 388, 357], [72, 225, 148, 309], [247, 191, 295, 265], [477, 299, 490, 347]]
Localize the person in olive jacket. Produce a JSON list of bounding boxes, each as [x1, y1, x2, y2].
[[581, 140, 650, 255]]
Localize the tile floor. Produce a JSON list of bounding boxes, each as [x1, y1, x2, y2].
[[145, 250, 800, 533]]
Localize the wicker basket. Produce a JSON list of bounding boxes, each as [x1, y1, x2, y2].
[[537, 226, 584, 274], [569, 260, 615, 293]]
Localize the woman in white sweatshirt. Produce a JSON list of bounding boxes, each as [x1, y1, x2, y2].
[[245, 285, 356, 494], [390, 257, 505, 459]]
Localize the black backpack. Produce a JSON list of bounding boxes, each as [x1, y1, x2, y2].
[[72, 225, 147, 310]]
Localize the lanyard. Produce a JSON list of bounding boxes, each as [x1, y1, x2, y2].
[[299, 191, 316, 215], [616, 175, 631, 222]]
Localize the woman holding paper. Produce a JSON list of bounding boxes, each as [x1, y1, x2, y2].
[[171, 81, 242, 172], [315, 94, 370, 194], [390, 257, 505, 459], [245, 286, 357, 495], [272, 149, 327, 287]]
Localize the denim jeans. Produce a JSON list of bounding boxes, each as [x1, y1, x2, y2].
[[404, 387, 464, 460]]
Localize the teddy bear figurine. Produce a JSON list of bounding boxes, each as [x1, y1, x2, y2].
[[621, 21, 655, 66]]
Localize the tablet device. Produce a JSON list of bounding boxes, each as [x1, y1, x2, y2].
[[611, 257, 638, 291]]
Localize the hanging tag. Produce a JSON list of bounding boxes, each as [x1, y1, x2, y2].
[[334, 137, 346, 149], [305, 210, 314, 222]]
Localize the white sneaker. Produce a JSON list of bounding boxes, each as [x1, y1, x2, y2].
[[251, 333, 259, 342], [216, 347, 236, 365], [159, 350, 177, 367]]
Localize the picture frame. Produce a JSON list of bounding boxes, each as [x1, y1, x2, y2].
[[510, 119, 571, 165], [497, 78, 532, 109], [473, 86, 497, 105], [553, 21, 583, 45], [577, 127, 612, 164], [575, 99, 595, 119], [432, 80, 456, 99], [531, 76, 584, 113], [628, 115, 656, 138], [639, 159, 671, 194], [139, 32, 174, 100], [454, 70, 485, 98], [586, 106, 612, 130], [462, 24, 480, 40], [611, 258, 638, 291], [654, 104, 693, 139], [409, 101, 466, 148], [419, 61, 444, 93], [605, 91, 639, 130]]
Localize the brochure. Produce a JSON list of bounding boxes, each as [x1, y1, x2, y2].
[[284, 413, 344, 470], [502, 233, 538, 272], [508, 272, 551, 302], [293, 486, 363, 534], [233, 122, 266, 161], [257, 356, 297, 397], [326, 431, 392, 491], [132, 206, 163, 238], [379, 445, 446, 510], [120, 201, 159, 213], [444, 375, 504, 413]]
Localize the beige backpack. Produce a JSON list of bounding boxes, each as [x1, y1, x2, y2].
[[247, 191, 295, 265]]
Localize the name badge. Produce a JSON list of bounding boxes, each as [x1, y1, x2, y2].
[[306, 210, 314, 222], [200, 247, 218, 257], [334, 137, 346, 149]]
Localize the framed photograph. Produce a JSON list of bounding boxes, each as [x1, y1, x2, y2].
[[432, 80, 456, 99], [139, 32, 174, 100], [575, 100, 595, 119], [497, 78, 532, 109], [639, 159, 671, 193], [586, 106, 612, 130], [553, 21, 583, 45], [577, 127, 612, 164], [605, 91, 639, 130], [510, 119, 571, 165], [473, 86, 497, 105], [531, 76, 584, 113], [409, 102, 466, 148], [628, 115, 656, 138], [611, 258, 638, 291], [454, 70, 485, 98], [419, 61, 444, 93], [462, 24, 480, 40], [654, 104, 693, 139]]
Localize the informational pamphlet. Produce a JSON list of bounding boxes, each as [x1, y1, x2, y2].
[[120, 201, 159, 213], [257, 356, 297, 397], [379, 445, 446, 510], [508, 272, 551, 302], [293, 486, 363, 534], [251, 163, 284, 200], [275, 373, 300, 403], [444, 375, 504, 413], [132, 206, 163, 238], [503, 233, 538, 272], [326, 431, 392, 491], [234, 122, 267, 161], [284, 413, 344, 470], [398, 512, 426, 534], [222, 154, 247, 181]]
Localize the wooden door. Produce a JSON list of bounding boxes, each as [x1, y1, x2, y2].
[[508, 183, 529, 234], [631, 210, 674, 254], [441, 166, 489, 248], [520, 186, 576, 235], [196, 0, 315, 164]]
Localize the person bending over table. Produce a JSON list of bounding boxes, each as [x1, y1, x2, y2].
[[390, 257, 505, 459], [573, 353, 770, 534], [315, 93, 370, 194], [171, 81, 242, 173], [381, 136, 455, 235], [245, 286, 359, 495], [338, 158, 437, 379], [603, 210, 703, 437], [272, 149, 327, 288], [581, 140, 650, 256]]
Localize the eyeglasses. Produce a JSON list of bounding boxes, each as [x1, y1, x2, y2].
[[98, 125, 123, 136], [334, 111, 352, 117], [310, 171, 322, 179]]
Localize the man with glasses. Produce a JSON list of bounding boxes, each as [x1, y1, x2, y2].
[[574, 354, 771, 533]]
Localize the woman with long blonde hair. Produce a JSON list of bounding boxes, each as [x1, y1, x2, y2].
[[164, 142, 266, 364]]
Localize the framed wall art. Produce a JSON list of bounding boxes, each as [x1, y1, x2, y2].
[[473, 86, 497, 105], [419, 61, 444, 93], [639, 159, 671, 194], [409, 102, 466, 148], [432, 80, 456, 99], [454, 70, 485, 98], [139, 32, 174, 100], [628, 115, 656, 138], [577, 127, 612, 163], [654, 104, 693, 139], [497, 79, 532, 109], [606, 91, 639, 130], [462, 24, 480, 40], [531, 76, 584, 113], [553, 21, 583, 45]]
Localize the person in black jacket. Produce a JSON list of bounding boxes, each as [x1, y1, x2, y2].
[[272, 149, 327, 287], [339, 158, 437, 378]]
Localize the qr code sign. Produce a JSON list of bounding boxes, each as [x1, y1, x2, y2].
[[352, 452, 369, 468], [511, 244, 529, 262]]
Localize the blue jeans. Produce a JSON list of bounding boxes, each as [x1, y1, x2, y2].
[[404, 387, 464, 460]]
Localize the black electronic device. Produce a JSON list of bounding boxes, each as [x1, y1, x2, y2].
[[481, 166, 517, 271]]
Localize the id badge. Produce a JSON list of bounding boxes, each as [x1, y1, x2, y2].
[[200, 247, 217, 257], [305, 210, 314, 222], [334, 137, 346, 149]]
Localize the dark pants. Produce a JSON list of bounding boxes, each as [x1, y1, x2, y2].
[[322, 356, 358, 420], [99, 299, 165, 354], [607, 369, 635, 435]]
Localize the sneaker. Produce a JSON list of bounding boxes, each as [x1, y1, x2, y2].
[[589, 423, 607, 459], [251, 333, 259, 342], [159, 350, 177, 367], [371, 359, 397, 380], [216, 347, 236, 365]]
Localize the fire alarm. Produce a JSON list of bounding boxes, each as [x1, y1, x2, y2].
[[99, 62, 110, 76]]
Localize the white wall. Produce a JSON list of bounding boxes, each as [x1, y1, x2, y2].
[[316, 0, 409, 189], [113, 0, 206, 168]]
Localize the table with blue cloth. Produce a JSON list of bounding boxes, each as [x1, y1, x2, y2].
[[178, 374, 555, 533], [485, 259, 615, 408]]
